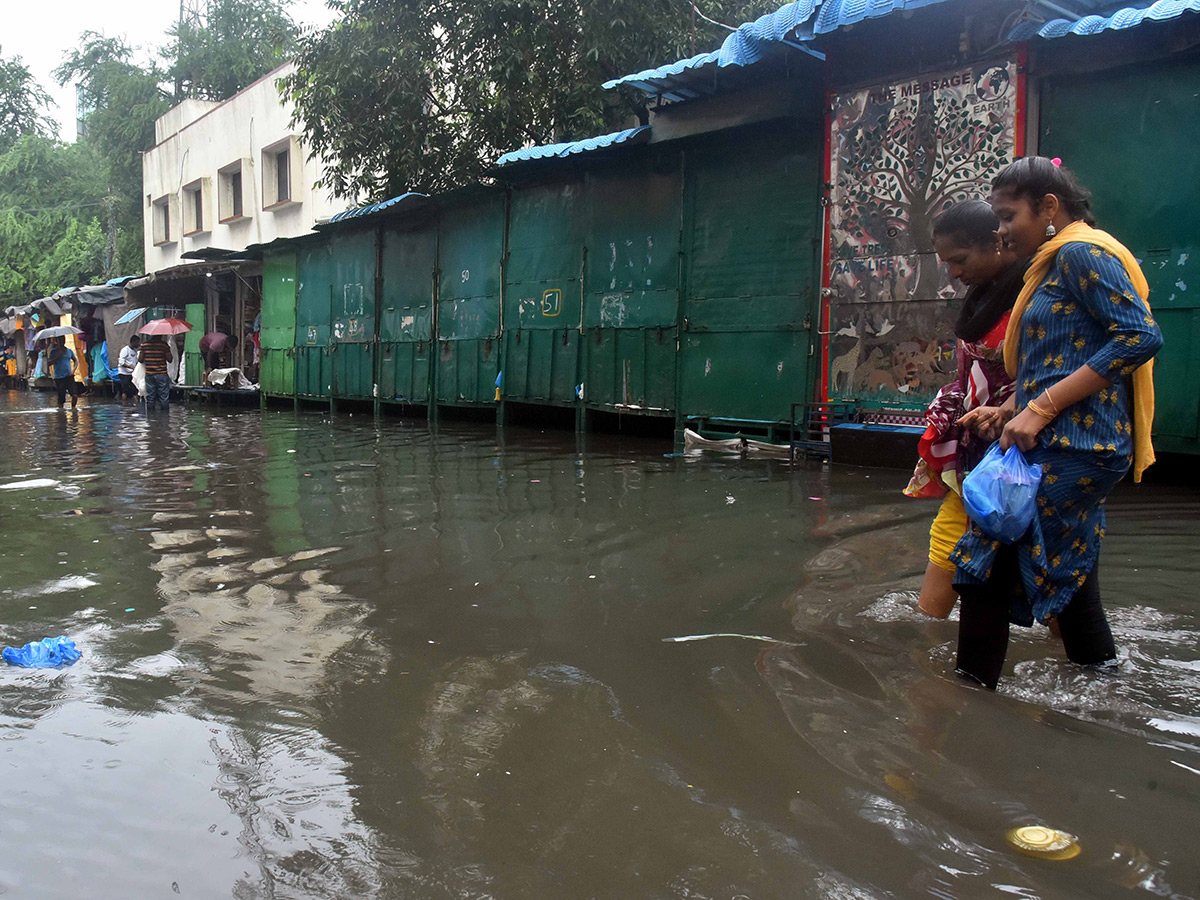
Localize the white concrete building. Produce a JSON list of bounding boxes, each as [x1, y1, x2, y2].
[[142, 62, 342, 272]]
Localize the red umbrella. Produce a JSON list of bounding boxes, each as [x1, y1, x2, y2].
[[139, 318, 193, 335]]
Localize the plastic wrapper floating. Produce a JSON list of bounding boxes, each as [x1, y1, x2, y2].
[[2, 636, 82, 668]]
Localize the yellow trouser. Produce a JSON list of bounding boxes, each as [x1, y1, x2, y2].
[[928, 491, 968, 573]]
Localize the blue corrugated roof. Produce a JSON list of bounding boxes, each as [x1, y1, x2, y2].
[[604, 1, 823, 97], [603, 50, 724, 94], [605, 0, 1188, 99], [1010, 0, 1200, 38], [495, 126, 650, 167], [606, 0, 960, 98], [328, 191, 428, 223], [808, 0, 950, 34]]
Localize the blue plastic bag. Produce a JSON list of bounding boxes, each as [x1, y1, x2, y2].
[[961, 443, 1043, 544], [2, 636, 82, 669]]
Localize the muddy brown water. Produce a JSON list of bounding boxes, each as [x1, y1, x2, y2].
[[1, 390, 1198, 900]]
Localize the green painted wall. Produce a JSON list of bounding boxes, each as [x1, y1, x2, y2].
[[1041, 55, 1200, 454]]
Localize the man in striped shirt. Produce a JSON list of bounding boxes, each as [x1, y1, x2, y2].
[[139, 336, 172, 411]]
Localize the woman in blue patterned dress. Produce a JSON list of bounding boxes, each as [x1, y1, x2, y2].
[[950, 157, 1163, 689]]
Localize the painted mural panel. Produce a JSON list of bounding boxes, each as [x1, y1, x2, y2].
[[828, 58, 1017, 405]]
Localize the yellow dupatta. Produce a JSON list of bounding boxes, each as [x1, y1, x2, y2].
[[1003, 220, 1156, 481]]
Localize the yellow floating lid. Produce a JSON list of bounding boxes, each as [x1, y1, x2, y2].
[[1007, 826, 1081, 860]]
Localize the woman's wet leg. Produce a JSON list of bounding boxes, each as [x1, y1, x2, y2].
[[955, 547, 1019, 689], [1056, 565, 1117, 667]]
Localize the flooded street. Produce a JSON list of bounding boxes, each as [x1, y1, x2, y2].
[[1, 391, 1198, 900]]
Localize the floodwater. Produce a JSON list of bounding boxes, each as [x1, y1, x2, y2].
[[1, 390, 1199, 900]]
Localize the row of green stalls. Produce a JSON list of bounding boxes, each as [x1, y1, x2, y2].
[[258, 98, 827, 436]]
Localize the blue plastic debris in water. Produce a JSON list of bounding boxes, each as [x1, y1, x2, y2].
[[2, 636, 82, 668]]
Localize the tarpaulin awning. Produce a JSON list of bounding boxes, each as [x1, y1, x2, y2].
[[55, 284, 127, 307], [4, 297, 65, 318], [123, 261, 256, 308]]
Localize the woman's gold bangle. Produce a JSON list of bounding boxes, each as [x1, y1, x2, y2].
[[1043, 387, 1061, 416], [1026, 399, 1055, 420]]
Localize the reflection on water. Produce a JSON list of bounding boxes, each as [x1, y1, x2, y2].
[[0, 389, 1198, 899]]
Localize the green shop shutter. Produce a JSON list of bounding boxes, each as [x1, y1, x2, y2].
[[681, 126, 821, 425], [183, 303, 205, 385], [582, 158, 681, 415], [437, 196, 505, 404], [260, 252, 297, 396], [1041, 57, 1200, 454], [295, 241, 333, 398], [379, 221, 436, 403], [329, 230, 377, 399], [503, 182, 583, 405]]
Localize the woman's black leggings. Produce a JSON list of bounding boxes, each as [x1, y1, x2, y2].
[[955, 546, 1117, 689]]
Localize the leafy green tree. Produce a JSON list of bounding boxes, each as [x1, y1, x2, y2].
[[164, 0, 299, 101], [0, 135, 109, 302], [283, 0, 782, 201], [55, 34, 172, 275], [0, 47, 53, 152], [0, 54, 109, 301]]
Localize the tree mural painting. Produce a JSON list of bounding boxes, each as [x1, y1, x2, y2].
[[828, 59, 1018, 404]]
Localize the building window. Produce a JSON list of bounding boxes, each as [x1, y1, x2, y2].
[[152, 195, 175, 245], [231, 171, 243, 217], [219, 159, 250, 223], [275, 148, 290, 203], [262, 137, 299, 210], [182, 179, 210, 236]]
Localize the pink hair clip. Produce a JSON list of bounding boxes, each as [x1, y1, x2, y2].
[[1050, 157, 1062, 167]]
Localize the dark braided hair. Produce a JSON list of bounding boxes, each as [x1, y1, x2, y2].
[[932, 199, 1000, 250], [991, 156, 1097, 226]]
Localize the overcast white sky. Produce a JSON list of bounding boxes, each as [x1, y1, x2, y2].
[[5, 0, 338, 141]]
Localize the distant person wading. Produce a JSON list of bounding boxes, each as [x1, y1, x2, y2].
[[139, 335, 172, 412], [47, 337, 83, 409], [117, 335, 141, 406]]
